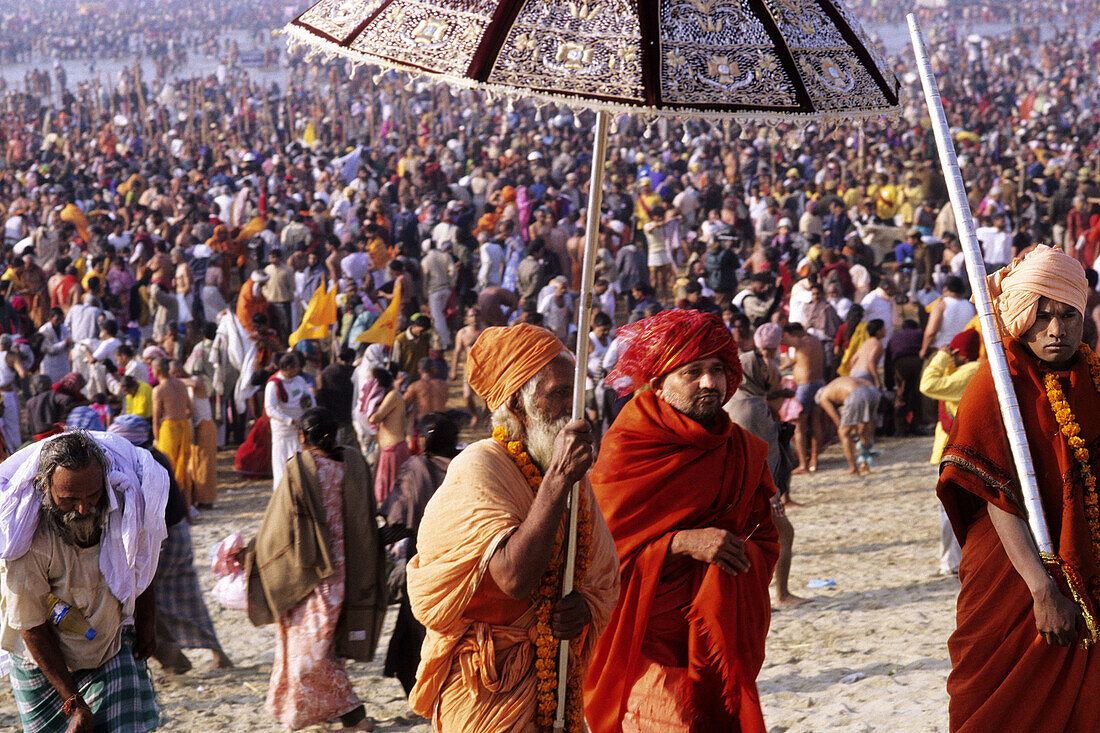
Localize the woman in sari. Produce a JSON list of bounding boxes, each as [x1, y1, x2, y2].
[[251, 406, 386, 731]]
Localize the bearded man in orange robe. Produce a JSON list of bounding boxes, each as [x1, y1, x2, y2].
[[406, 323, 619, 731], [584, 309, 780, 732], [939, 245, 1100, 731]]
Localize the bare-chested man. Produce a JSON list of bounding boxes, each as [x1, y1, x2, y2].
[[815, 375, 880, 475], [172, 247, 193, 326], [152, 357, 194, 504], [781, 322, 825, 475], [451, 306, 486, 426], [403, 357, 448, 447], [848, 318, 884, 388], [369, 364, 410, 502]]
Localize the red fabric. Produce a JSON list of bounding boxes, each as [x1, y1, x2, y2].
[[948, 328, 980, 362], [267, 375, 288, 403], [235, 415, 272, 478], [606, 310, 743, 398], [584, 390, 779, 733], [938, 339, 1100, 731]]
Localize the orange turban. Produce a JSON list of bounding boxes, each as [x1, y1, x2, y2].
[[987, 245, 1087, 338], [607, 309, 742, 397], [500, 186, 516, 203], [467, 324, 565, 411]]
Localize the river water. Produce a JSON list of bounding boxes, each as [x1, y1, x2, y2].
[[0, 16, 1086, 101]]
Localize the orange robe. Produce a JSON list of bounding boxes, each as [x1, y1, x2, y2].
[[236, 281, 267, 329], [407, 439, 620, 731], [584, 390, 779, 733], [938, 339, 1100, 732]]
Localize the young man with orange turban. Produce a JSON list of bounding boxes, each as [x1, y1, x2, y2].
[[406, 323, 619, 731], [584, 309, 780, 732], [938, 244, 1100, 731]]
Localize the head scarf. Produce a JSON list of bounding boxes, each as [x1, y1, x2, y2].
[[607, 310, 743, 397], [107, 414, 152, 446], [753, 322, 783, 351], [142, 345, 168, 362], [987, 245, 1087, 338], [467, 324, 564, 411], [949, 328, 981, 362], [52, 372, 86, 399]]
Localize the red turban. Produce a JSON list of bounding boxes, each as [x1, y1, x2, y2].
[[467, 324, 565, 411], [949, 328, 980, 362], [607, 310, 743, 397]]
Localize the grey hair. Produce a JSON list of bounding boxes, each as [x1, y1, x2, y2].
[[33, 431, 108, 496], [489, 349, 574, 433]]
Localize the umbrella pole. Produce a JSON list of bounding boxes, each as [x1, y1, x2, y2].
[[907, 14, 1051, 554], [554, 108, 610, 732]]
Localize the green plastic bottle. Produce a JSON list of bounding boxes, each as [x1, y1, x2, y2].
[[47, 593, 97, 640]]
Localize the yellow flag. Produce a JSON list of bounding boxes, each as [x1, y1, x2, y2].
[[303, 121, 317, 148], [234, 216, 266, 244], [288, 283, 336, 347], [59, 203, 89, 243], [355, 280, 401, 346]]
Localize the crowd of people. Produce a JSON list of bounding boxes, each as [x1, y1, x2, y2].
[[1, 0, 1100, 730]]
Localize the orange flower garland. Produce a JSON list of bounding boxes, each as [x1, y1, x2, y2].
[[1042, 344, 1100, 560], [492, 426, 592, 731]]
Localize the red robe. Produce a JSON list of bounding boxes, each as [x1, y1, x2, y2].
[[584, 390, 779, 732], [938, 339, 1100, 732]]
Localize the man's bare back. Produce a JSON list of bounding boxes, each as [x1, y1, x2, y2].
[[369, 388, 406, 450], [153, 376, 192, 436], [790, 334, 825, 385], [817, 375, 872, 407], [849, 337, 883, 385], [406, 376, 448, 417], [452, 323, 484, 384]]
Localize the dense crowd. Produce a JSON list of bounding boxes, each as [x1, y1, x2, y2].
[[1, 1, 1100, 729]]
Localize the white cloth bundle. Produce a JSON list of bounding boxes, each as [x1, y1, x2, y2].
[[0, 431, 169, 617]]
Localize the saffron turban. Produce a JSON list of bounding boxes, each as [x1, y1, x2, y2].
[[467, 324, 565, 411], [987, 245, 1087, 338], [607, 309, 743, 397]]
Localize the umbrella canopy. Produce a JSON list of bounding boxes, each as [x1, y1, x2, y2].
[[283, 0, 900, 123]]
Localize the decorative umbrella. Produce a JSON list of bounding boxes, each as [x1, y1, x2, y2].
[[284, 1, 900, 727]]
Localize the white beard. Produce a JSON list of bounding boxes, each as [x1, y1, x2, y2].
[[525, 412, 570, 474]]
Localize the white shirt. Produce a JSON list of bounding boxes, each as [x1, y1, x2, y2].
[[478, 242, 505, 288], [92, 337, 121, 362], [264, 373, 314, 433], [340, 252, 372, 286], [860, 290, 896, 339], [975, 226, 1012, 266]]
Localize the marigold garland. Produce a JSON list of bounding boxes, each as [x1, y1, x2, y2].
[[492, 426, 592, 731], [1042, 344, 1100, 562]]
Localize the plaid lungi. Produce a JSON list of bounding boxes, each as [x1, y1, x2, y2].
[[9, 629, 159, 732], [155, 521, 221, 650]]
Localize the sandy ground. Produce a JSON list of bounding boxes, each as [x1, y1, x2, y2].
[[0, 429, 955, 732]]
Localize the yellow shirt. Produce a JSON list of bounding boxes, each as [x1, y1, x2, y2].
[[919, 350, 981, 464], [1, 524, 124, 670], [124, 381, 154, 419]]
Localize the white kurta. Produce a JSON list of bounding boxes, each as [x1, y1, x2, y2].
[[264, 374, 314, 489], [38, 322, 71, 383]]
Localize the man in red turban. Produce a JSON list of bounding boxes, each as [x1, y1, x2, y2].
[[938, 247, 1100, 731], [585, 309, 779, 732], [407, 324, 620, 731]]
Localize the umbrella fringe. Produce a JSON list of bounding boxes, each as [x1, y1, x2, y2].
[[279, 24, 901, 129]]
